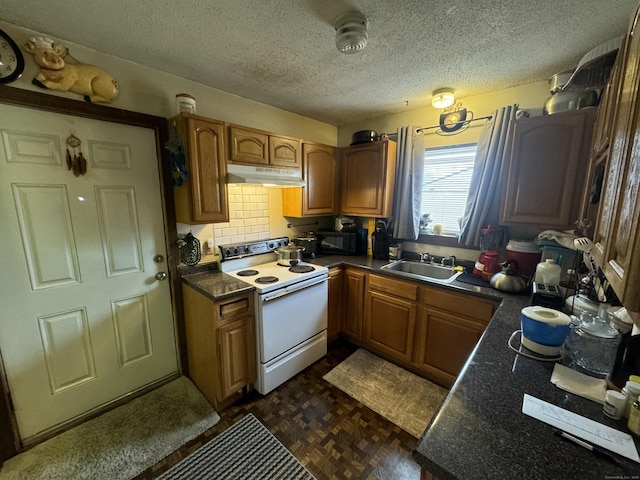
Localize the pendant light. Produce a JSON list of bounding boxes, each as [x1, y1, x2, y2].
[[335, 11, 368, 54]]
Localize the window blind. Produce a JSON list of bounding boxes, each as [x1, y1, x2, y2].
[[421, 144, 477, 234]]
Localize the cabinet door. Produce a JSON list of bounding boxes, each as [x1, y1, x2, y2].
[[228, 126, 269, 165], [218, 316, 256, 400], [597, 18, 640, 310], [342, 268, 366, 341], [269, 135, 301, 169], [172, 115, 228, 224], [414, 307, 485, 387], [363, 289, 417, 363], [327, 267, 343, 343], [281, 142, 338, 217], [341, 140, 397, 217], [500, 109, 595, 228]]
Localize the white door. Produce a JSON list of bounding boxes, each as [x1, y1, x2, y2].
[[0, 104, 178, 441]]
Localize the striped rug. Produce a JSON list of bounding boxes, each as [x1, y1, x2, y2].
[[158, 414, 315, 480]]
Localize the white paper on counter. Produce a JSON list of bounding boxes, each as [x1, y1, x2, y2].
[[550, 363, 607, 404], [522, 393, 640, 463]]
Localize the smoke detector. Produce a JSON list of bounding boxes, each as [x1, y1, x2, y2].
[[335, 11, 368, 54]]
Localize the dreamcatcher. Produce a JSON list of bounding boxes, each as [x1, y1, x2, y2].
[[66, 134, 87, 176]]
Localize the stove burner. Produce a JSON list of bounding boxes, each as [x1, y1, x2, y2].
[[289, 265, 315, 274], [236, 269, 259, 277], [255, 276, 279, 284]]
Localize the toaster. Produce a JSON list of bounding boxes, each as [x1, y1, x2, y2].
[[530, 282, 564, 310]]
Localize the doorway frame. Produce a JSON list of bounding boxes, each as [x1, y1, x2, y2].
[[0, 85, 184, 461]]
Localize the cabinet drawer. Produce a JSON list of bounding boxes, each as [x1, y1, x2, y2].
[[218, 294, 253, 321], [369, 274, 418, 301], [422, 286, 496, 324]]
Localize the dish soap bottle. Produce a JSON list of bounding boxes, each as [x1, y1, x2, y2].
[[534, 259, 561, 286]]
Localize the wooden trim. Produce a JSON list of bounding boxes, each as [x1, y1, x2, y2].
[[0, 85, 182, 456]]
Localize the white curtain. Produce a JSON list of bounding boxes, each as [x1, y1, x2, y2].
[[459, 105, 517, 247], [392, 126, 425, 240]]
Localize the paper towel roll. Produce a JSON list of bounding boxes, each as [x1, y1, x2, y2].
[[521, 306, 571, 326]]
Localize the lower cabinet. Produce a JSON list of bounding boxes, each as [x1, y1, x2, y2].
[[413, 286, 498, 387], [356, 272, 499, 389], [182, 285, 256, 409], [364, 274, 419, 363], [327, 267, 343, 343], [341, 267, 367, 342]]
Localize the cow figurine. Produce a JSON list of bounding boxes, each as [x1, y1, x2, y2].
[[23, 37, 119, 104]]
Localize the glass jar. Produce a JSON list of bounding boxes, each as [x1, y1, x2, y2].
[[628, 395, 640, 437], [571, 313, 621, 375]]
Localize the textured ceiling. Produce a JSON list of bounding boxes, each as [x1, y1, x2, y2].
[[1, 1, 637, 126]]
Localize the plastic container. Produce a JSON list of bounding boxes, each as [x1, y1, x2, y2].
[[603, 390, 627, 419], [506, 240, 541, 279], [622, 380, 640, 418], [540, 245, 577, 286], [176, 93, 196, 114], [628, 395, 640, 437], [534, 259, 562, 286]]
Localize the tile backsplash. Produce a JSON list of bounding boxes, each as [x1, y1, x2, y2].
[[213, 185, 271, 245]]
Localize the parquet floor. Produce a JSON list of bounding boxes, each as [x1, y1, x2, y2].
[[135, 341, 423, 480]]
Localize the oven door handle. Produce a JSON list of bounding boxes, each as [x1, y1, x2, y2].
[[262, 276, 327, 302]]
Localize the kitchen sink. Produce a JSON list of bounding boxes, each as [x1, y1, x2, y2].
[[381, 260, 462, 283]]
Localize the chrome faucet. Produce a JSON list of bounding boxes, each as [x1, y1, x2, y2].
[[442, 255, 457, 267], [419, 252, 432, 263]]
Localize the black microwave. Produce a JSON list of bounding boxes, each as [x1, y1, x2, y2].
[[317, 229, 367, 255]]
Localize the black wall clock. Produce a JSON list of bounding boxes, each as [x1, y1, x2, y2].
[[440, 108, 468, 133], [0, 28, 25, 84]]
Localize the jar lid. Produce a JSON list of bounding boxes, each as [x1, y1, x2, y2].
[[624, 380, 640, 394], [506, 240, 540, 253], [579, 318, 619, 338]]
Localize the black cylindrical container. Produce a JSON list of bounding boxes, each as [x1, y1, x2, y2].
[[609, 332, 640, 388]]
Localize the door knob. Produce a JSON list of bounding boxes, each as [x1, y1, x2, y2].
[[155, 272, 167, 281], [153, 254, 165, 263]]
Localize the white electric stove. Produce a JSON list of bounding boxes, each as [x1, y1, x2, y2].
[[219, 238, 328, 394]]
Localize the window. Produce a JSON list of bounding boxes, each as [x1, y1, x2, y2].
[[420, 143, 477, 235]]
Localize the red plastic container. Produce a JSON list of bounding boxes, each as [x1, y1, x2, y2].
[[506, 240, 541, 279]]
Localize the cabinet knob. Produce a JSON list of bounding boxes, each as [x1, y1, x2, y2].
[[155, 272, 167, 281]]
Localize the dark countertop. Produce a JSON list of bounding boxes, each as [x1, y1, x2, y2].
[[180, 255, 640, 478]]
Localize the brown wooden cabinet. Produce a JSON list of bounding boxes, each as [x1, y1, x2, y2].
[[170, 114, 228, 224], [182, 285, 256, 409], [341, 140, 397, 217], [413, 286, 498, 388], [500, 108, 596, 229], [363, 274, 418, 364], [592, 10, 640, 312], [327, 267, 343, 343], [282, 142, 338, 217], [341, 267, 366, 341], [228, 125, 301, 169]]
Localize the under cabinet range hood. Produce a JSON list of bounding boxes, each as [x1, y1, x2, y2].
[[226, 163, 305, 187]]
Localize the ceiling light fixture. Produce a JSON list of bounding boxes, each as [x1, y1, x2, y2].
[[432, 88, 455, 109], [335, 11, 368, 54]]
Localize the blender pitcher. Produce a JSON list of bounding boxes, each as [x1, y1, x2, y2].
[[474, 225, 503, 277]]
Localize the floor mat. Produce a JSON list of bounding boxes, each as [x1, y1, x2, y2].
[[0, 376, 220, 480], [323, 349, 447, 438]]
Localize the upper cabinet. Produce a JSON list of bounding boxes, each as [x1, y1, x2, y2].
[[170, 113, 229, 224], [282, 142, 338, 217], [228, 125, 301, 169], [592, 6, 640, 312], [500, 108, 596, 229], [341, 140, 397, 217]]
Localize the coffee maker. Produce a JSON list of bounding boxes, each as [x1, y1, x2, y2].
[[372, 220, 391, 260]]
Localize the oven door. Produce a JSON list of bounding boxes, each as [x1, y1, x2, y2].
[[257, 275, 328, 363]]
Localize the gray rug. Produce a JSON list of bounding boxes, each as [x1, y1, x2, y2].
[[158, 414, 315, 480], [323, 349, 448, 438], [0, 376, 220, 480]]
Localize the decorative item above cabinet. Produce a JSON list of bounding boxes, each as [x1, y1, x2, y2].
[[228, 125, 301, 169], [282, 142, 338, 217], [500, 108, 596, 229], [169, 113, 229, 225]]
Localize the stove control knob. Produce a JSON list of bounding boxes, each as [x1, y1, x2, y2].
[[244, 246, 250, 253], [233, 247, 239, 255], [224, 248, 231, 257], [268, 242, 274, 249]]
